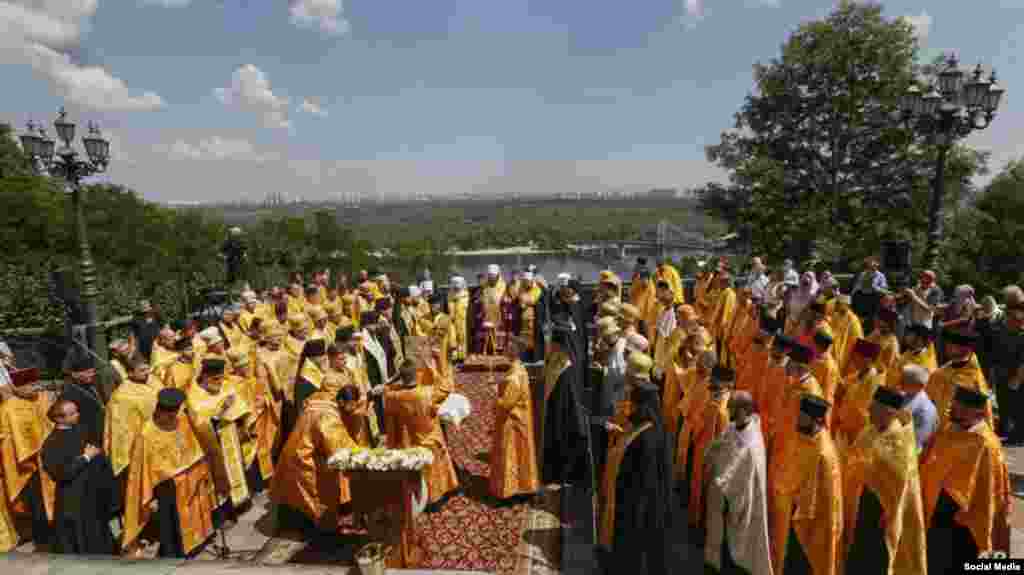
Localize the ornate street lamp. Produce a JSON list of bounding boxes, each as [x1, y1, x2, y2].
[[899, 53, 1005, 271], [20, 107, 111, 353]]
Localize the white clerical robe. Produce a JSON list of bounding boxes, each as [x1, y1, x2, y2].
[[704, 414, 774, 575]]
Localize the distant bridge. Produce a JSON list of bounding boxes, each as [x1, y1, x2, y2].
[[570, 220, 718, 260]]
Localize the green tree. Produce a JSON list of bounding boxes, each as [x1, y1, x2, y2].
[[701, 1, 986, 271], [946, 158, 1024, 294]]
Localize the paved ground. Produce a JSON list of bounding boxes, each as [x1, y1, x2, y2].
[[1001, 444, 1024, 556]]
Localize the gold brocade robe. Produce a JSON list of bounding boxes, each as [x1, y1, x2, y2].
[[688, 392, 731, 528], [104, 380, 160, 477], [925, 358, 994, 433], [248, 362, 282, 480], [754, 360, 789, 441], [657, 264, 685, 304], [885, 346, 939, 390], [413, 363, 459, 503], [150, 344, 177, 381], [737, 346, 769, 398], [674, 370, 710, 481], [220, 322, 245, 351], [517, 286, 543, 351], [489, 361, 540, 499], [811, 355, 841, 429], [772, 429, 842, 575], [710, 287, 737, 343], [481, 280, 507, 333], [831, 309, 864, 374], [163, 360, 196, 391], [186, 382, 252, 506], [448, 291, 470, 361], [842, 416, 927, 575], [271, 392, 355, 523], [869, 331, 901, 375], [342, 354, 378, 442], [767, 374, 823, 465], [0, 393, 55, 526], [920, 421, 1011, 556], [122, 416, 216, 554], [287, 295, 305, 317], [833, 368, 885, 448], [284, 335, 306, 360], [383, 382, 459, 504], [261, 348, 297, 403], [630, 281, 658, 341], [726, 302, 756, 359]]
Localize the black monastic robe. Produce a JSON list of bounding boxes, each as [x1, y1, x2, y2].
[[611, 422, 672, 575], [41, 426, 117, 555], [927, 492, 980, 575], [541, 353, 590, 486]]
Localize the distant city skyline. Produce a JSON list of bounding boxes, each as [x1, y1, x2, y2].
[[4, 1, 1021, 203]]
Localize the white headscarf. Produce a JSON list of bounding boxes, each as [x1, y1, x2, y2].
[[788, 271, 820, 319], [450, 276, 467, 290], [487, 264, 500, 276], [408, 286, 422, 298]]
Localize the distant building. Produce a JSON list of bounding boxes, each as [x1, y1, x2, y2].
[[647, 188, 678, 200]]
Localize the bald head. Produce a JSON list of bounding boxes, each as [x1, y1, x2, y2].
[[728, 390, 755, 428]]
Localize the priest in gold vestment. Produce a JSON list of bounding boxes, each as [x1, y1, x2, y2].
[[885, 323, 938, 390], [186, 358, 252, 511], [771, 395, 842, 575], [830, 294, 864, 374], [488, 334, 539, 500], [122, 388, 216, 558], [841, 387, 926, 575], [104, 358, 159, 503], [272, 387, 358, 536], [925, 330, 993, 433], [920, 386, 1011, 572], [0, 381, 54, 549], [162, 337, 196, 391]]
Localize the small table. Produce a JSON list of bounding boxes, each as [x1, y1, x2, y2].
[[346, 469, 426, 568]]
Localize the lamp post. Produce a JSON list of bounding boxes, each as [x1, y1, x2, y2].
[[899, 53, 1005, 271], [20, 108, 111, 354]]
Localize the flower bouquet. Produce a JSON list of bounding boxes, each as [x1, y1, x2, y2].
[[328, 446, 434, 472], [438, 392, 472, 427]]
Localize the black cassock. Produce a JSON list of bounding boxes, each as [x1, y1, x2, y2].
[[541, 353, 591, 486], [611, 423, 672, 575], [365, 347, 386, 431], [41, 426, 117, 555], [927, 491, 979, 575], [846, 489, 889, 574]]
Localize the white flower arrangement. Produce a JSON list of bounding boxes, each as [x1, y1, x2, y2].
[[327, 446, 434, 472]]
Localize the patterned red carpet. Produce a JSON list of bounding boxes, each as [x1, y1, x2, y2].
[[289, 370, 556, 574]]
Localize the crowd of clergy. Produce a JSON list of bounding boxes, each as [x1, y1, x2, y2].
[[0, 255, 1021, 575]]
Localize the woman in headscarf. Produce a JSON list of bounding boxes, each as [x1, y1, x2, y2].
[[939, 284, 977, 364], [785, 271, 820, 335]]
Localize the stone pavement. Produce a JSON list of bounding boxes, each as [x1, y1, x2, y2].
[[0, 553, 488, 575], [1002, 444, 1024, 556]]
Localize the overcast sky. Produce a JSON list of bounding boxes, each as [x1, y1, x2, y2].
[[2, 1, 1021, 203]]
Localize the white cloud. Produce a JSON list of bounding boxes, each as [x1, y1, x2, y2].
[[214, 64, 291, 130], [299, 97, 328, 117], [685, 0, 703, 19], [289, 0, 349, 36], [0, 0, 165, 111], [903, 11, 932, 42], [166, 136, 276, 163], [139, 0, 190, 7]]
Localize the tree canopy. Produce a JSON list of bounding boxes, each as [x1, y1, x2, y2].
[[699, 1, 987, 271]]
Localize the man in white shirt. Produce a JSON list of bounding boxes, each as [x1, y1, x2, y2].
[[746, 257, 770, 302]]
